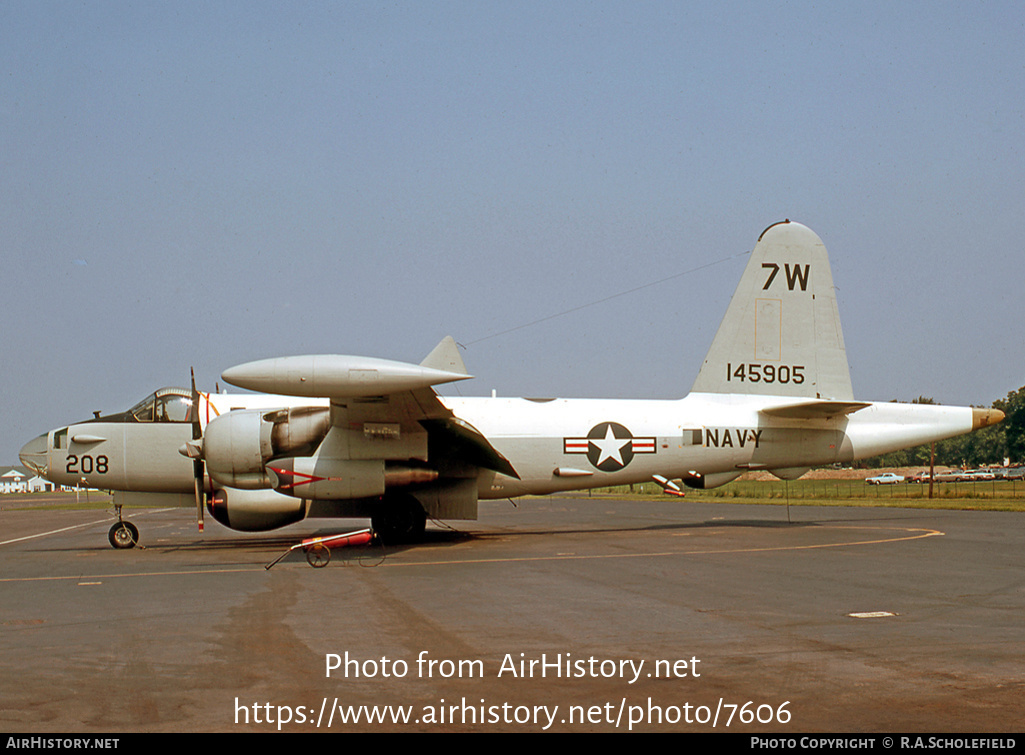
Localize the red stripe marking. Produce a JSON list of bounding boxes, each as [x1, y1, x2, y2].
[[267, 467, 326, 490]]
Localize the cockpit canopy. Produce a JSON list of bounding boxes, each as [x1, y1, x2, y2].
[[126, 387, 193, 423]]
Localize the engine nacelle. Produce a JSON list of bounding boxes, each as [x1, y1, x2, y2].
[[204, 407, 436, 501], [204, 407, 330, 489], [208, 487, 308, 531], [204, 410, 272, 489], [265, 406, 332, 455]]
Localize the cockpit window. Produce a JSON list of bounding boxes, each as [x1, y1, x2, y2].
[[159, 394, 192, 422], [129, 394, 155, 422], [127, 388, 192, 423]]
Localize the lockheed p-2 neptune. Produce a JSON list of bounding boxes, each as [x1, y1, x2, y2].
[[19, 221, 1003, 548]]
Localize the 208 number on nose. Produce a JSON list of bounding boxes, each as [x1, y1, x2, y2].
[[66, 455, 108, 474]]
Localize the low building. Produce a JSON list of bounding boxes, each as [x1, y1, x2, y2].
[[0, 466, 57, 493]]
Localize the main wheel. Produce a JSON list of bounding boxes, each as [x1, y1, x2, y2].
[[371, 495, 427, 544], [108, 521, 139, 549]]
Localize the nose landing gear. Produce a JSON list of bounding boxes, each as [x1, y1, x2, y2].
[[108, 505, 139, 549]]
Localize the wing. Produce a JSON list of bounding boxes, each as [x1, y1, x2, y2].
[[219, 337, 518, 499]]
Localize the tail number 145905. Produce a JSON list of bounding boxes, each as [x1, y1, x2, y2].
[[726, 363, 805, 384]]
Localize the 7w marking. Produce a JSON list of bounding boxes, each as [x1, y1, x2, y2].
[[762, 263, 810, 291]]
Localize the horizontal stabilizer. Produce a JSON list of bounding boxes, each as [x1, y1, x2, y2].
[[760, 400, 870, 420]]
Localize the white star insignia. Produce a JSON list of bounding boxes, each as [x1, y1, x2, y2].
[[590, 424, 631, 468]]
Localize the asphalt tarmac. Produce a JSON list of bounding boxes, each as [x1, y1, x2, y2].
[[1, 496, 1022, 732]]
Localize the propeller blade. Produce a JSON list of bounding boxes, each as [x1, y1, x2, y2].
[[194, 464, 204, 533], [191, 368, 205, 533]]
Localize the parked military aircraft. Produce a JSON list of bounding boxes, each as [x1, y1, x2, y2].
[[20, 221, 1004, 548]]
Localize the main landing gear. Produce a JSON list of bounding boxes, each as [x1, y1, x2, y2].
[[108, 505, 139, 549], [370, 494, 427, 544]]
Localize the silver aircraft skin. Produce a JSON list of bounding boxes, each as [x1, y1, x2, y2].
[[20, 221, 1004, 547]]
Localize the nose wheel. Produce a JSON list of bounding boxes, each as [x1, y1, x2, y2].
[[108, 504, 139, 549], [108, 521, 139, 549]]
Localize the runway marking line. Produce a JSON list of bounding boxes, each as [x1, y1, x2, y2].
[[0, 518, 113, 546], [388, 526, 945, 567], [0, 508, 178, 548], [0, 525, 943, 583], [0, 566, 268, 583]]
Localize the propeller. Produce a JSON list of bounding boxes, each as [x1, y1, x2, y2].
[[191, 368, 205, 532]]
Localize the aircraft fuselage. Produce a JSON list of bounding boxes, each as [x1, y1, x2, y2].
[[26, 390, 984, 500]]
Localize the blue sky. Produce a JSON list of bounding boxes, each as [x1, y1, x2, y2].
[[3, 1, 1023, 462]]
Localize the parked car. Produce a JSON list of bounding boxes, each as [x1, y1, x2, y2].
[[906, 471, 932, 484], [865, 473, 905, 485]]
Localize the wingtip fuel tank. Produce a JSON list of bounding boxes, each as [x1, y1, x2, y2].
[[221, 354, 473, 398]]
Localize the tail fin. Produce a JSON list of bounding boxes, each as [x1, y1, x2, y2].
[[420, 336, 468, 375], [691, 220, 853, 400]]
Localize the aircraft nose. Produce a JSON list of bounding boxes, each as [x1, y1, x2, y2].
[[19, 433, 49, 477]]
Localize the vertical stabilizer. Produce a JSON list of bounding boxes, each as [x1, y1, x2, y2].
[[691, 221, 853, 400], [421, 335, 468, 376]]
